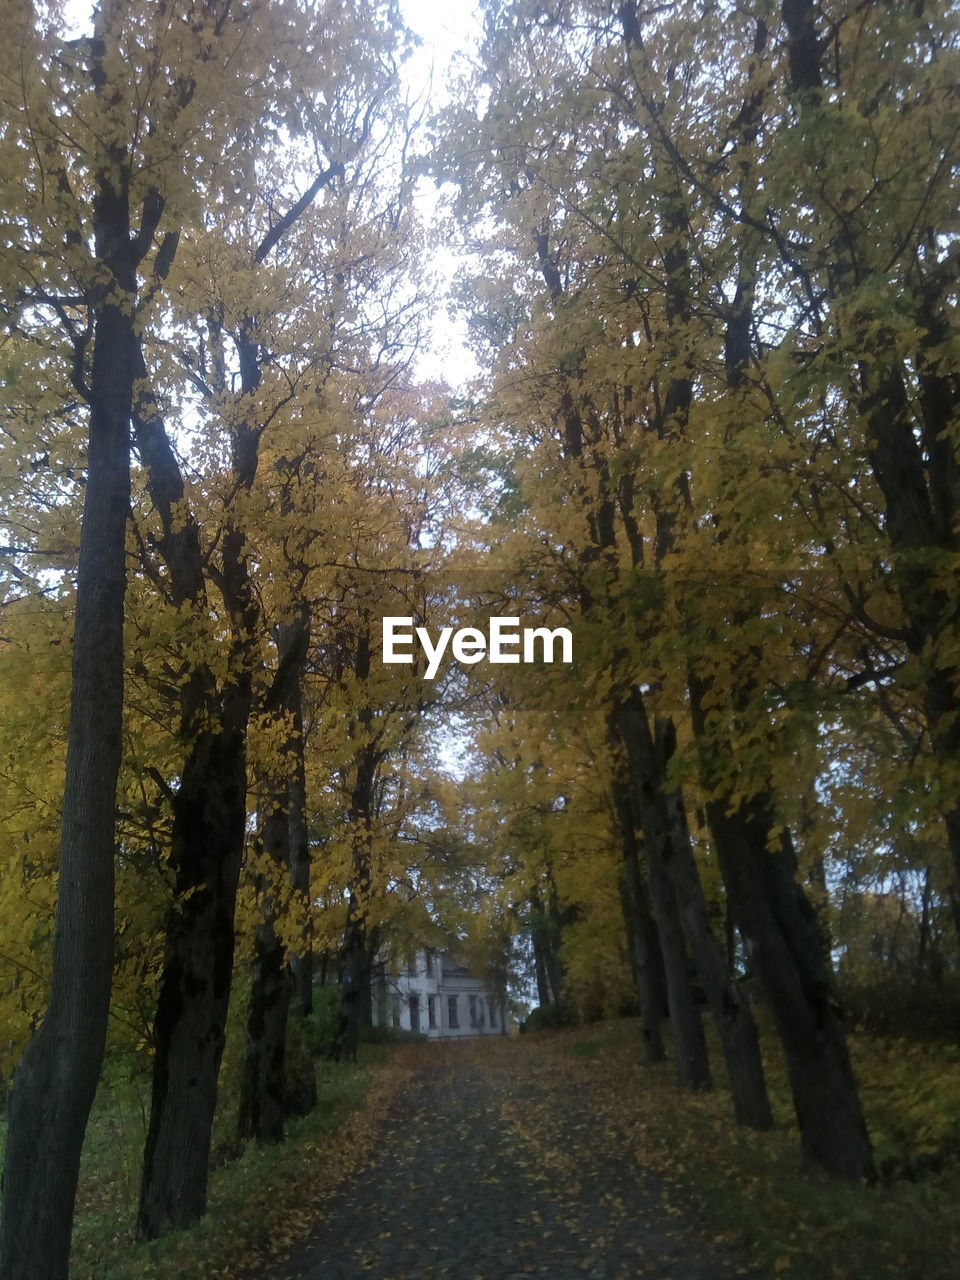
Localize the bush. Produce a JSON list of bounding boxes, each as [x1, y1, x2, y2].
[[521, 1003, 567, 1033], [838, 976, 960, 1042], [306, 984, 342, 1058]]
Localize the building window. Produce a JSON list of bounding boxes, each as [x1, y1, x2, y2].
[[488, 1000, 497, 1029], [447, 995, 459, 1029], [391, 996, 401, 1029], [425, 949, 434, 977], [409, 994, 420, 1033], [469, 994, 478, 1028], [406, 951, 417, 976], [428, 994, 437, 1029]]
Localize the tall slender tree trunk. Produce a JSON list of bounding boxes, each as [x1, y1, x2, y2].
[[237, 781, 294, 1147], [614, 700, 711, 1089], [529, 885, 565, 1014], [531, 925, 552, 1007], [612, 774, 667, 1061], [916, 865, 933, 987], [288, 685, 314, 1021], [334, 913, 374, 1061], [620, 691, 771, 1122], [707, 790, 874, 1178], [0, 282, 136, 1279], [0, 16, 174, 1254], [238, 613, 312, 1144], [653, 719, 772, 1128], [543, 874, 569, 1018], [136, 312, 262, 1239], [689, 672, 874, 1179], [282, 674, 318, 1117], [332, 635, 381, 1062], [137, 718, 251, 1238], [238, 910, 293, 1146], [358, 963, 375, 1030]]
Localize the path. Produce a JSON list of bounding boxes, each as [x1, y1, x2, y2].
[[261, 1037, 755, 1280]]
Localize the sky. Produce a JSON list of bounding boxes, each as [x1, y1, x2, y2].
[[52, 0, 487, 781], [398, 0, 484, 386], [401, 0, 482, 79], [58, 0, 484, 385]]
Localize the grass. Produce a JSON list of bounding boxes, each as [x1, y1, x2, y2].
[[0, 1041, 407, 1280], [547, 1017, 960, 1280], [5, 1014, 959, 1278]]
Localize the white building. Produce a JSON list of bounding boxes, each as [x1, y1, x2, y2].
[[372, 948, 506, 1040]]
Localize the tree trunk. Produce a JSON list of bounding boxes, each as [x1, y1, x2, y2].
[[662, 806, 772, 1127], [654, 720, 772, 1128], [237, 911, 292, 1146], [531, 925, 552, 1007], [238, 613, 312, 1144], [620, 691, 771, 1123], [288, 682, 314, 1021], [529, 886, 564, 1013], [358, 964, 374, 1029], [688, 651, 874, 1177], [0, 281, 136, 1277], [329, 630, 387, 1061], [543, 877, 569, 1017], [615, 699, 711, 1090], [706, 790, 874, 1179], [237, 790, 295, 1145], [136, 303, 262, 1239], [137, 722, 250, 1238], [612, 775, 667, 1062], [916, 865, 933, 986], [334, 913, 371, 1062], [283, 676, 317, 1116]]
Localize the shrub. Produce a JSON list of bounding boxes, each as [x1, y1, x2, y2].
[[306, 985, 342, 1058], [521, 1003, 567, 1033]]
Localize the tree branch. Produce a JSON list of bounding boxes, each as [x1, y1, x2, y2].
[[254, 162, 344, 264]]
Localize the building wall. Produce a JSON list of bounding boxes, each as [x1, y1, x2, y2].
[[372, 949, 506, 1039]]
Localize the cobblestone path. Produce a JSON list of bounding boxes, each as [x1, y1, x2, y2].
[[263, 1038, 755, 1280]]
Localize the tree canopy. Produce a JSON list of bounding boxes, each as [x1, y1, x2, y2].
[[1, 0, 959, 1273]]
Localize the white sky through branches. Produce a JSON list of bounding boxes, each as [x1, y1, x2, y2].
[[57, 0, 483, 387]]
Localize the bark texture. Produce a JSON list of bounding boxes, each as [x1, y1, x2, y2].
[[614, 701, 711, 1090], [0, 14, 165, 1264], [689, 671, 874, 1179], [137, 719, 251, 1236], [136, 324, 260, 1239], [614, 774, 667, 1062], [618, 696, 772, 1123], [238, 612, 312, 1144], [0, 287, 135, 1280]]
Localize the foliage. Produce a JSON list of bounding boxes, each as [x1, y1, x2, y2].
[[0, 1042, 410, 1280], [306, 985, 343, 1060], [552, 1019, 960, 1280], [2, 0, 960, 1257], [520, 1003, 568, 1033]]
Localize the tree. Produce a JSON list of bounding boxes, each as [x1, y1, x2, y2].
[[130, 2, 415, 1234], [773, 0, 960, 936], [438, 0, 883, 1171], [0, 2, 229, 1270]]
